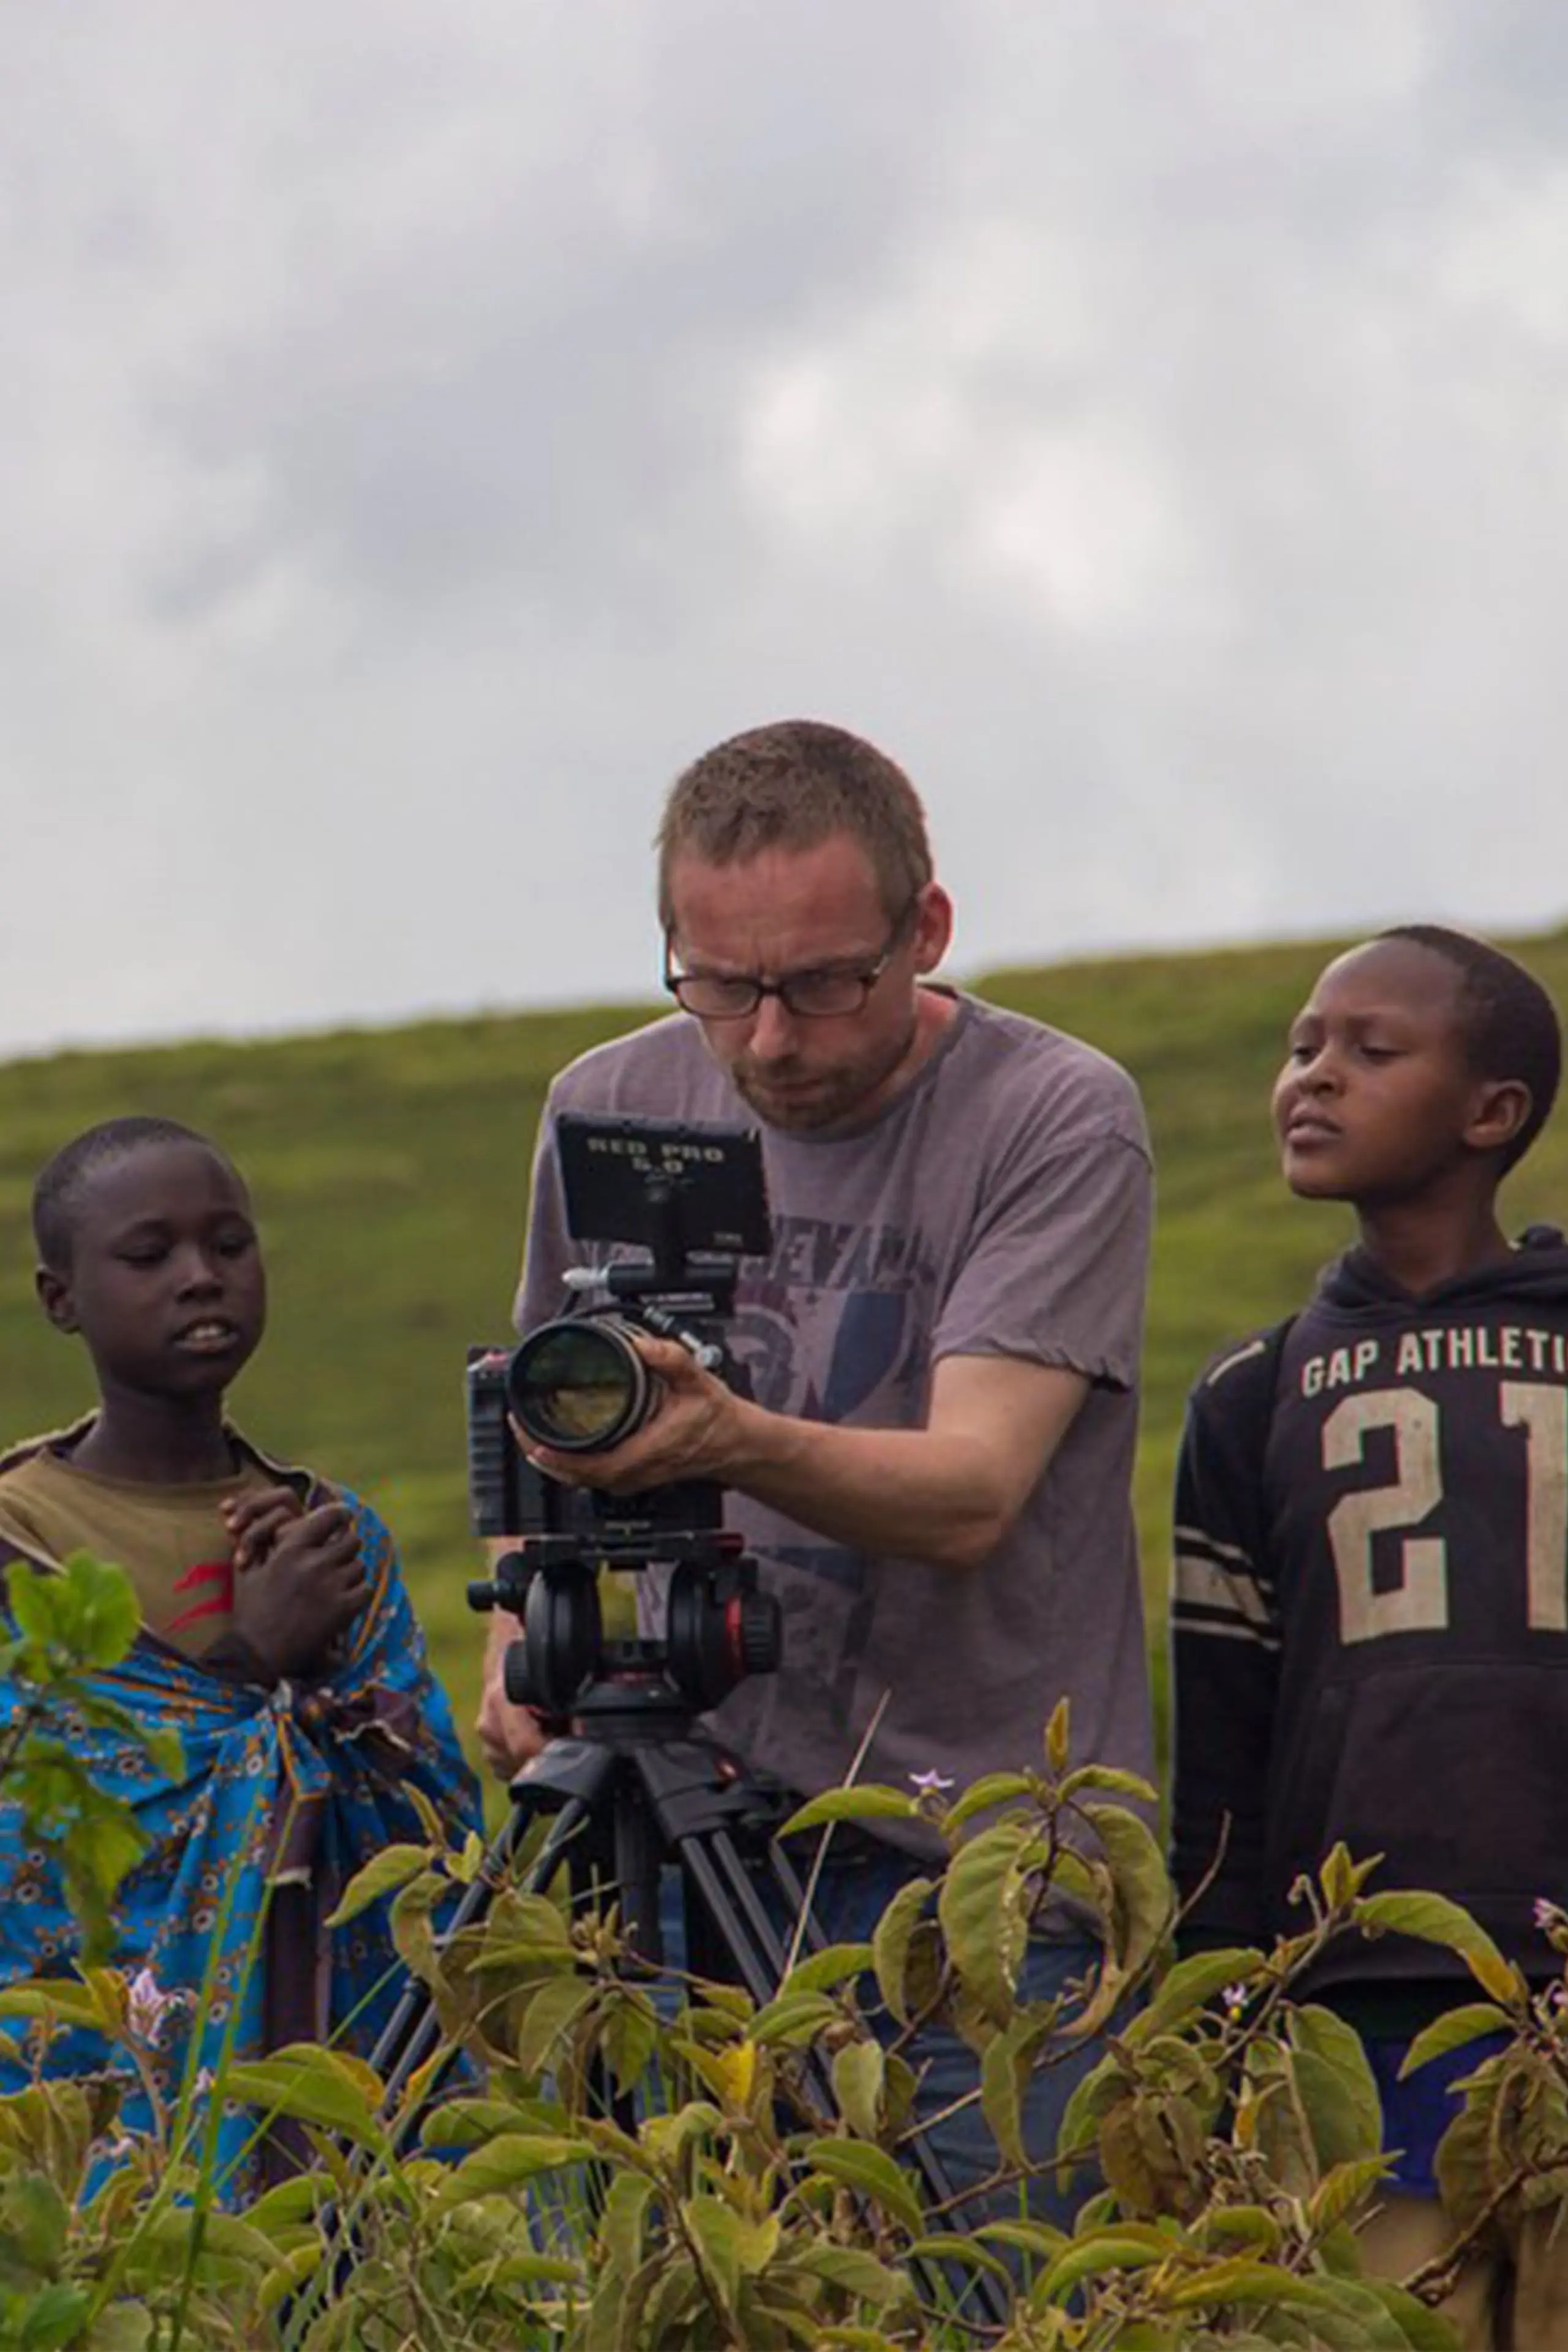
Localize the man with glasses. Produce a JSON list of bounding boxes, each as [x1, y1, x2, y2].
[[478, 718, 1154, 2220]]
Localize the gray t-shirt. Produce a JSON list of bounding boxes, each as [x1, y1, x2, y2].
[[514, 991, 1155, 1848]]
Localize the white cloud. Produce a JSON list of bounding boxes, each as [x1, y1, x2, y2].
[[2, 0, 1567, 1060]]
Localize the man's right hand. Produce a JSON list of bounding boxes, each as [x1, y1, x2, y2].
[[230, 1499, 371, 1678], [477, 1608, 552, 1779]]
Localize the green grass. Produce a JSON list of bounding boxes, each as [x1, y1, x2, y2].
[[4, 926, 1566, 1788]]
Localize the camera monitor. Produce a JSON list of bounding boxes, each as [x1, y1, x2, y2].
[[555, 1114, 771, 1262]]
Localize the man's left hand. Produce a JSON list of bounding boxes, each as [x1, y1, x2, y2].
[[518, 1333, 744, 1494]]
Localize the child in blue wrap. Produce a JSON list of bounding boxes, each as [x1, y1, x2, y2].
[[0, 1115, 480, 2190]]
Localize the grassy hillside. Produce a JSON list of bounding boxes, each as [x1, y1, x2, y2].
[[4, 927, 1566, 1792]]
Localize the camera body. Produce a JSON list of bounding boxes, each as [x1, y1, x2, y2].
[[466, 1319, 728, 1551], [466, 1113, 780, 1720]]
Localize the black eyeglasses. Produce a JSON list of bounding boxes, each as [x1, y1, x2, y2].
[[663, 901, 917, 1021]]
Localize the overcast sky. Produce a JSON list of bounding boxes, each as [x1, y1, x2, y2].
[[4, 1, 1567, 1060]]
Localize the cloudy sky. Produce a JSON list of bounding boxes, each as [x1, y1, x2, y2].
[[4, 1, 1567, 1060]]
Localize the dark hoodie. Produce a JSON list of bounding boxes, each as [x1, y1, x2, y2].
[[1170, 1227, 1568, 1991]]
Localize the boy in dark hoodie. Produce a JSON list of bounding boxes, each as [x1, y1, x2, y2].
[[1170, 925, 1565, 2348]]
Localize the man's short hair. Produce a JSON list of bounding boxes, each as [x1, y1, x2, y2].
[[32, 1116, 229, 1273], [1379, 924, 1562, 1170], [656, 720, 934, 927]]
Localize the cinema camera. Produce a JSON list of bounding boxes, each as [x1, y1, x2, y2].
[[465, 1113, 782, 1721]]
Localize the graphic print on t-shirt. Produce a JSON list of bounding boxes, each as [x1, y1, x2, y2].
[[729, 1212, 935, 1595], [707, 1215, 937, 1716]]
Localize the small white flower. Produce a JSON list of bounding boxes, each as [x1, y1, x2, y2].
[[908, 1770, 956, 1796], [126, 1967, 192, 2048]]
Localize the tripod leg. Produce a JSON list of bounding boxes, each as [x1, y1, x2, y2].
[[375, 1752, 614, 2128], [608, 1766, 664, 1970], [371, 1803, 529, 2108], [696, 1826, 1014, 2335], [672, 1825, 795, 2002]]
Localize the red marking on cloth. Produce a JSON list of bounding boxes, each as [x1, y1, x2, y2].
[[166, 1558, 235, 1632]]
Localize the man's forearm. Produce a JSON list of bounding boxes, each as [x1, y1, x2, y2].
[[717, 1401, 1023, 1571], [525, 1343, 1088, 1574]]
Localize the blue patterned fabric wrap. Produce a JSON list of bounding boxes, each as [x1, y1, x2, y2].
[[0, 1483, 481, 2193]]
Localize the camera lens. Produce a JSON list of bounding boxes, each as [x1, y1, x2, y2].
[[507, 1319, 657, 1452]]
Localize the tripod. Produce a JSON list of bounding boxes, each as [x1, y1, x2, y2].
[[371, 1675, 818, 2116], [368, 1670, 1011, 2335]]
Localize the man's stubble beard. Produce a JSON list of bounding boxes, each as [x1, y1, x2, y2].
[[728, 1013, 920, 1134]]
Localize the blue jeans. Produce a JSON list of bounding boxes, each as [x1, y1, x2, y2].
[[1362, 2030, 1511, 2196]]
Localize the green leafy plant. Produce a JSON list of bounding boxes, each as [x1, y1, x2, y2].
[[2, 1609, 1561, 2350], [0, 1555, 179, 1968]]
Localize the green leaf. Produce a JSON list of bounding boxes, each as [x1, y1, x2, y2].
[[1163, 2254, 1325, 2309], [942, 1771, 1038, 1830], [60, 1553, 141, 1668], [1097, 2092, 1177, 2212], [1434, 2054, 1504, 2234], [1045, 1699, 1071, 1774], [224, 2048, 390, 2154], [1290, 2006, 1384, 2163], [776, 1786, 918, 1838], [481, 1889, 574, 1951], [256, 2241, 327, 2320], [1400, 2002, 1513, 2078], [785, 2242, 908, 2306], [0, 1980, 112, 2034], [0, 2173, 70, 2272], [599, 2169, 655, 2282], [1308, 2154, 1395, 2235], [831, 2039, 884, 2140], [870, 1875, 933, 2029], [510, 1973, 598, 2078], [6, 1561, 67, 1648], [639, 2099, 722, 2169], [387, 1869, 446, 1983], [905, 2232, 1013, 2282], [1196, 2204, 1283, 2256], [980, 2008, 1057, 2173], [419, 2094, 564, 2148], [429, 2131, 594, 2211], [401, 1780, 448, 1845], [937, 1819, 1031, 2024], [83, 2304, 155, 2351], [13, 2282, 92, 2352], [1123, 1947, 1265, 2046], [1369, 2279, 1468, 2351], [1080, 1800, 1172, 1978], [1059, 1763, 1160, 1806], [973, 2217, 1069, 2264], [453, 2250, 583, 2293], [241, 2173, 329, 2232], [685, 2194, 778, 2299], [1354, 1890, 1519, 2007], [749, 1989, 841, 2049], [600, 1991, 659, 2097], [780, 1941, 873, 1996], [801, 2138, 925, 2238], [1054, 2048, 1125, 2188], [1038, 2233, 1167, 2304], [637, 2257, 706, 2347], [324, 1842, 434, 1926]]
